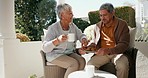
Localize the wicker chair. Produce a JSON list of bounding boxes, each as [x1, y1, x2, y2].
[[40, 50, 66, 78]]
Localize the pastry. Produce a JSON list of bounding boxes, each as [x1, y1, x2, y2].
[[84, 43, 97, 51]]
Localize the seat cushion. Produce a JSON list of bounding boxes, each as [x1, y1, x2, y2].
[[46, 62, 56, 65]]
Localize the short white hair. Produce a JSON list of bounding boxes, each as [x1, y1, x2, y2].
[[56, 3, 72, 19]]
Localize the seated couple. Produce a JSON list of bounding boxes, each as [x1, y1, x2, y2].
[[42, 3, 130, 78]]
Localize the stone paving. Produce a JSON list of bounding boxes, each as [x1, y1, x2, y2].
[[136, 51, 148, 78]]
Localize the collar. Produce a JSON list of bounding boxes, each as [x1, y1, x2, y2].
[[97, 16, 118, 30]]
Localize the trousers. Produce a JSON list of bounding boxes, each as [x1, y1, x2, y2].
[[51, 53, 86, 78], [88, 54, 129, 78]]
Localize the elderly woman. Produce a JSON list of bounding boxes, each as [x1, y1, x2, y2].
[[42, 3, 88, 78]]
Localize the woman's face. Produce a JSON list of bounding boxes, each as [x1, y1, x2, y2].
[[99, 9, 114, 24], [61, 9, 73, 24]]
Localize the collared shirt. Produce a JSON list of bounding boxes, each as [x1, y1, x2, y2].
[[100, 19, 116, 48]]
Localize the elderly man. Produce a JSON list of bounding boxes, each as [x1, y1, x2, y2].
[[87, 3, 130, 78]]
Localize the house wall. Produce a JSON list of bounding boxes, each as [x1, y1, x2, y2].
[[143, 1, 148, 17], [1, 40, 43, 78], [0, 41, 4, 78]]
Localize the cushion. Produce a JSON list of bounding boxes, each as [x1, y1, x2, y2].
[[43, 29, 48, 36], [46, 62, 56, 65], [41, 29, 48, 41], [84, 24, 95, 40], [128, 26, 136, 48]]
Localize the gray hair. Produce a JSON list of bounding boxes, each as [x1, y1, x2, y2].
[[56, 3, 72, 19], [99, 3, 114, 13]]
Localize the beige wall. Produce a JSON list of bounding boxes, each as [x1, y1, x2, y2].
[[2, 40, 43, 78]]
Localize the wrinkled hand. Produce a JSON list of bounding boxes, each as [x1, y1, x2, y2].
[[78, 48, 86, 55], [81, 38, 89, 48], [58, 34, 68, 43], [95, 48, 110, 55]]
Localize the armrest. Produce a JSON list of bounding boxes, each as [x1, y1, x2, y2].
[[123, 47, 138, 67]]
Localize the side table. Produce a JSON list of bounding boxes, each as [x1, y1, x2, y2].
[[68, 70, 117, 78]]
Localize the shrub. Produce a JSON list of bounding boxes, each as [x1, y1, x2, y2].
[[73, 18, 90, 32], [88, 6, 136, 28]]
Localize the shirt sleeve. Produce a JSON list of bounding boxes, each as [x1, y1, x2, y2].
[[42, 25, 57, 53]]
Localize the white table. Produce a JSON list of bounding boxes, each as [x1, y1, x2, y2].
[[68, 70, 117, 78], [82, 52, 94, 63]]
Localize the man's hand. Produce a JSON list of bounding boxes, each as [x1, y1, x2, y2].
[[95, 48, 110, 55]]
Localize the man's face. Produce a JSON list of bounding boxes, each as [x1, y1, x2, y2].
[[99, 9, 114, 24]]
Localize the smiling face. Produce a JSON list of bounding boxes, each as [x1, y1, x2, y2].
[[61, 9, 73, 24], [99, 9, 114, 24]]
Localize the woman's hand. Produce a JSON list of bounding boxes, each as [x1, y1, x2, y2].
[[58, 34, 68, 43], [81, 38, 89, 48], [53, 34, 68, 46]]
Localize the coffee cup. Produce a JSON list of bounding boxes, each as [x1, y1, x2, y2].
[[68, 33, 75, 42], [85, 65, 95, 78]]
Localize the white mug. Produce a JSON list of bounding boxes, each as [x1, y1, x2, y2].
[[85, 65, 95, 78], [68, 33, 75, 42]]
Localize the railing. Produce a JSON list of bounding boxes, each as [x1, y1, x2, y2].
[[135, 34, 148, 42]]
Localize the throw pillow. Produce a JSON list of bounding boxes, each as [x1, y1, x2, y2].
[[128, 26, 136, 48], [41, 29, 48, 41]]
